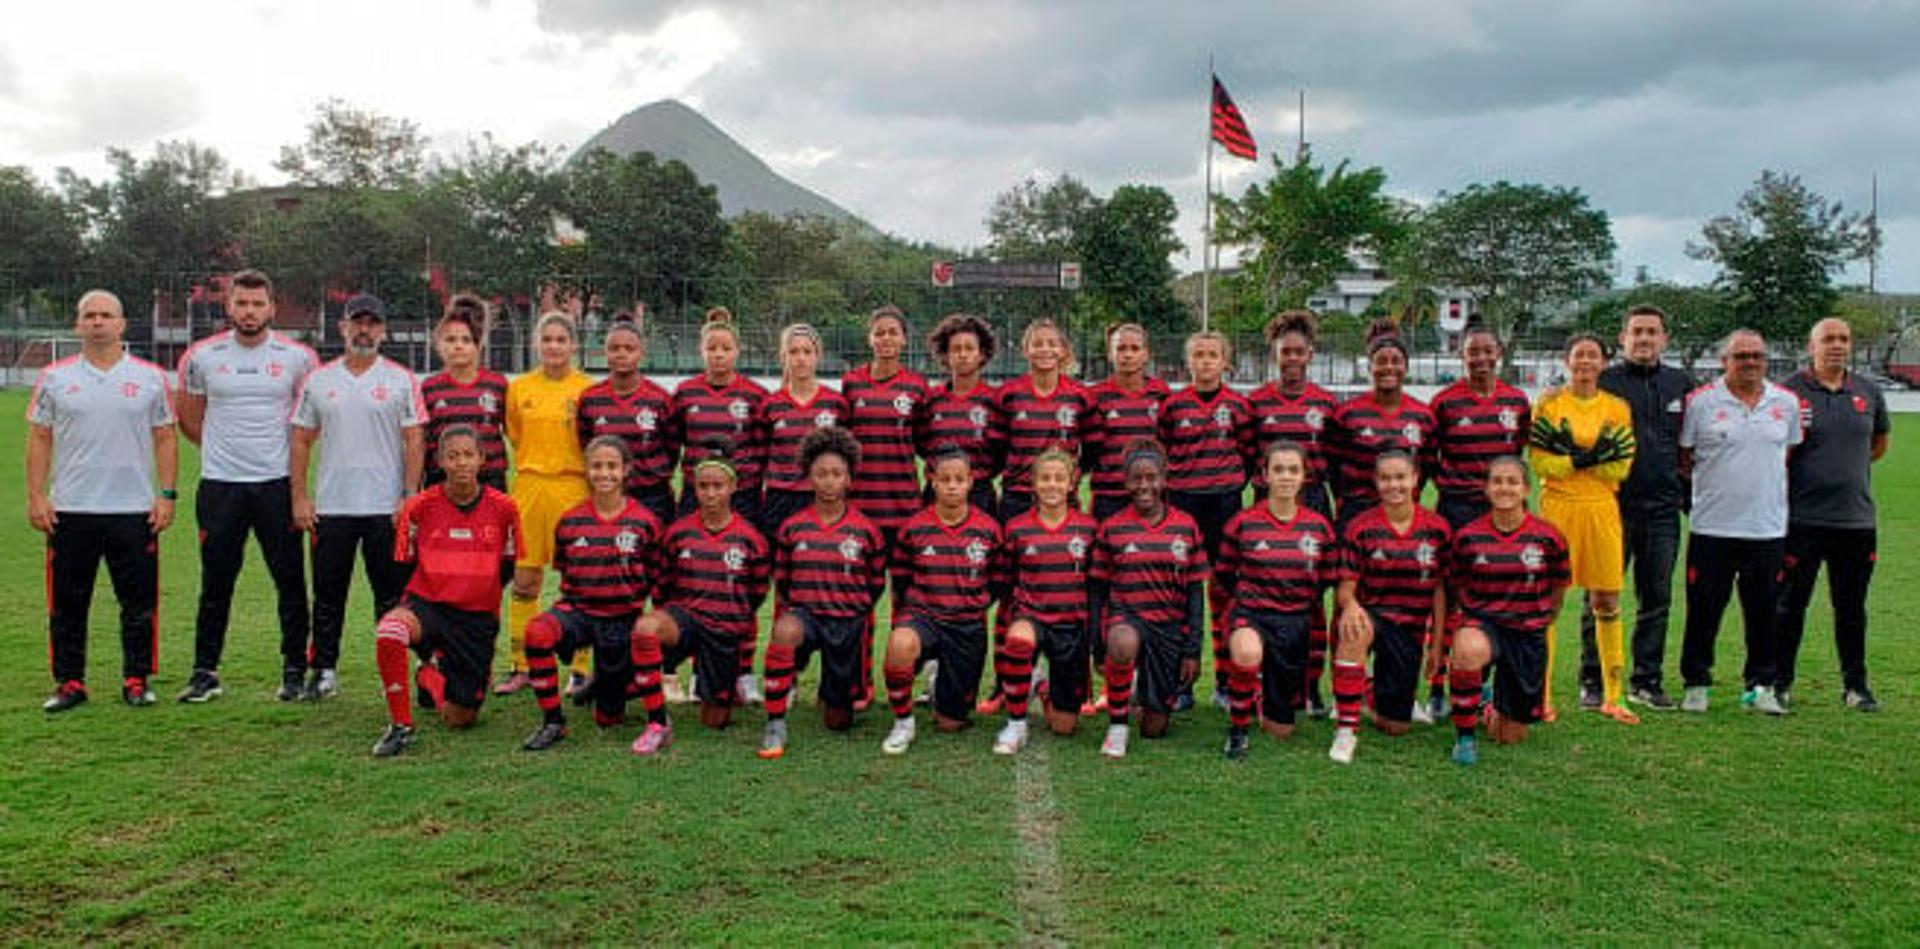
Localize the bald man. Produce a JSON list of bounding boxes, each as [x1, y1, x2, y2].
[[1775, 317, 1890, 712], [27, 290, 179, 712]]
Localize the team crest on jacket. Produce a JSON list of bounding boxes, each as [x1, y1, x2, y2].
[[892, 393, 914, 416], [838, 537, 864, 561], [723, 545, 747, 572], [1170, 537, 1189, 563], [479, 392, 497, 414], [614, 530, 639, 554], [637, 408, 658, 431], [965, 540, 990, 565], [1299, 534, 1320, 559], [1498, 408, 1519, 431], [1055, 406, 1077, 428], [1520, 543, 1543, 572]]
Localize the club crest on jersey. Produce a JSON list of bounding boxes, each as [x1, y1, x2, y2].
[[968, 405, 988, 429], [1066, 537, 1088, 561], [1520, 543, 1544, 571], [838, 537, 864, 561], [1299, 534, 1320, 559], [1853, 394, 1868, 413], [1305, 407, 1325, 431], [729, 399, 750, 420], [371, 385, 389, 403], [723, 545, 747, 572], [638, 408, 658, 431], [267, 362, 284, 378], [965, 540, 990, 565], [1213, 405, 1233, 429], [1498, 408, 1519, 431], [479, 392, 497, 414], [892, 393, 914, 416], [121, 382, 141, 398], [1401, 422, 1422, 445], [614, 530, 639, 554], [1055, 406, 1077, 428], [814, 410, 838, 429], [1170, 538, 1190, 563], [1414, 541, 1435, 567]]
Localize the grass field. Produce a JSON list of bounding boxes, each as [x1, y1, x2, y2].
[[2, 387, 1917, 943]]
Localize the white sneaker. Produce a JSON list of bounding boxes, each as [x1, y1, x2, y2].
[[1100, 723, 1130, 759], [916, 660, 939, 706], [736, 673, 763, 707], [1328, 727, 1358, 765], [662, 674, 689, 704], [882, 716, 917, 755], [1749, 685, 1786, 716], [1210, 690, 1231, 712], [993, 719, 1029, 755], [1410, 699, 1435, 725], [1681, 686, 1710, 713]]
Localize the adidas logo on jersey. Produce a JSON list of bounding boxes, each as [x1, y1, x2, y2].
[[572, 537, 590, 548]]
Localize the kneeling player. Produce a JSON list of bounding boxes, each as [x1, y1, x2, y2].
[[880, 448, 1004, 755], [1444, 457, 1570, 764], [996, 448, 1099, 752], [521, 437, 664, 752], [628, 443, 771, 755], [758, 427, 886, 759], [1216, 441, 1337, 760], [1088, 440, 1211, 758], [371, 426, 521, 757], [1327, 451, 1452, 765]]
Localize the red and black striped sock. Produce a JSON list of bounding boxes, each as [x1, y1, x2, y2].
[[885, 662, 917, 719], [1449, 666, 1484, 739], [1333, 659, 1367, 730], [1427, 618, 1456, 698], [999, 638, 1036, 721], [630, 628, 667, 725], [762, 643, 796, 720], [1225, 659, 1260, 731], [1304, 604, 1329, 702], [736, 629, 756, 681], [374, 616, 413, 727], [1208, 583, 1230, 690], [524, 613, 564, 720], [859, 614, 876, 701], [1102, 657, 1134, 725]]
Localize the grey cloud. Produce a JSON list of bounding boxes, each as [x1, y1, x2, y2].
[[30, 69, 204, 155]]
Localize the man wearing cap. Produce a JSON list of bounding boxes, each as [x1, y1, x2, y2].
[[1677, 329, 1801, 716], [27, 290, 178, 711], [175, 269, 319, 703], [290, 294, 425, 701], [1775, 317, 1891, 712]]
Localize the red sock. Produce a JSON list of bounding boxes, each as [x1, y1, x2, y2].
[[762, 643, 796, 720], [525, 613, 563, 716], [998, 637, 1037, 720], [1450, 665, 1484, 738], [1333, 659, 1367, 730], [375, 616, 413, 727], [885, 662, 916, 719], [1225, 659, 1260, 730], [415, 663, 446, 707], [631, 627, 666, 722], [1102, 656, 1134, 725]]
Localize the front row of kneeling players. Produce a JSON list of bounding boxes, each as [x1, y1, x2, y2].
[[377, 423, 1570, 766]]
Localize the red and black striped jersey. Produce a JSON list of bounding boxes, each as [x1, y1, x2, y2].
[[917, 381, 1004, 482], [552, 498, 662, 617], [1159, 385, 1255, 493], [657, 511, 772, 640], [1086, 376, 1172, 501], [892, 505, 1002, 624], [774, 506, 887, 620], [1218, 504, 1337, 615], [1430, 379, 1532, 498], [1247, 380, 1340, 485], [1337, 505, 1451, 628], [996, 374, 1098, 493], [575, 377, 678, 495], [1449, 513, 1569, 634], [1329, 392, 1439, 508], [1091, 506, 1211, 627], [758, 384, 851, 492], [1001, 508, 1099, 627], [420, 370, 509, 484], [396, 485, 520, 614], [843, 364, 932, 529], [671, 374, 769, 491]]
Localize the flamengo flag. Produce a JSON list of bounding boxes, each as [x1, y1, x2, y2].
[[1211, 75, 1258, 161]]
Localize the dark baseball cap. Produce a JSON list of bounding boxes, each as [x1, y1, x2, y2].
[[344, 293, 386, 320]]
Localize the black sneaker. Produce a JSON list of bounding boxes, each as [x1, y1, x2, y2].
[[371, 723, 416, 758], [122, 678, 156, 707], [1304, 688, 1331, 720], [177, 670, 223, 704], [1223, 730, 1251, 761], [523, 719, 570, 751], [1628, 685, 1678, 711], [42, 680, 88, 713], [1845, 687, 1881, 713], [277, 668, 306, 702], [1578, 683, 1602, 710], [568, 673, 596, 708], [305, 668, 339, 702], [1171, 688, 1196, 713]]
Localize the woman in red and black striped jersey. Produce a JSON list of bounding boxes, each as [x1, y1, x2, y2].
[[1327, 450, 1452, 765], [671, 309, 768, 527], [1088, 440, 1211, 759], [574, 314, 678, 526], [1160, 330, 1256, 711], [1086, 323, 1170, 523], [1216, 441, 1339, 760], [420, 295, 508, 492], [844, 305, 932, 547], [759, 427, 887, 760], [630, 439, 773, 753], [1328, 324, 1438, 527], [1443, 456, 1571, 765], [917, 313, 1004, 518], [1430, 327, 1531, 530], [520, 436, 665, 753], [996, 317, 1098, 526], [879, 448, 1005, 756], [997, 447, 1101, 750], [758, 322, 850, 541]]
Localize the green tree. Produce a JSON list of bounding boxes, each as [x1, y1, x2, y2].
[[1686, 170, 1877, 343], [561, 148, 727, 314], [423, 135, 565, 299], [1570, 283, 1735, 370], [0, 166, 85, 296], [275, 99, 429, 189], [1078, 184, 1185, 334], [985, 174, 1099, 262], [58, 141, 244, 294]]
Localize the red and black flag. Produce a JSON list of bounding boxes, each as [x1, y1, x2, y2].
[[1210, 75, 1258, 161]]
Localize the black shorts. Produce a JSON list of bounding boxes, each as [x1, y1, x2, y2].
[[1012, 615, 1092, 714], [1169, 489, 1241, 564], [548, 607, 639, 719], [790, 607, 866, 712], [901, 613, 989, 721], [1227, 607, 1311, 725], [663, 605, 741, 705], [1109, 611, 1193, 715], [1366, 609, 1424, 724], [1467, 613, 1547, 725], [405, 594, 499, 710]]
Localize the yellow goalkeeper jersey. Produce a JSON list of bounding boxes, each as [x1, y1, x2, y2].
[[1530, 387, 1635, 504], [506, 368, 593, 478]]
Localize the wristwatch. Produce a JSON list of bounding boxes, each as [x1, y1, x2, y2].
[[159, 488, 178, 501]]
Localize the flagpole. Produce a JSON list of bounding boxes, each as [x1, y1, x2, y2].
[[1202, 61, 1214, 332]]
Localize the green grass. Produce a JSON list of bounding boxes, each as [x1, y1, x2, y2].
[[2, 387, 1917, 943]]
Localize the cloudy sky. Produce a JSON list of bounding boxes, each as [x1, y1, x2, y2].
[[3, 0, 1915, 288]]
